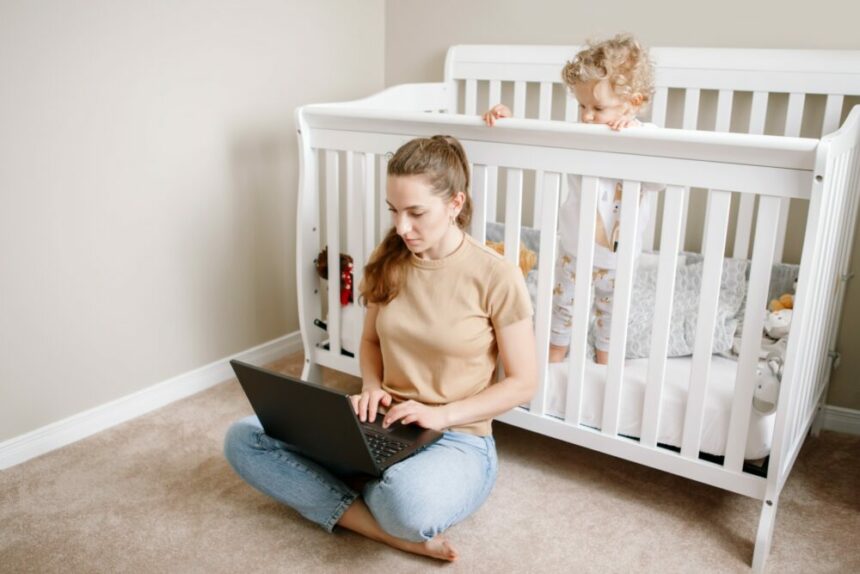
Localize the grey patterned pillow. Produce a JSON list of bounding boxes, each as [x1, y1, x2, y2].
[[624, 257, 749, 358]]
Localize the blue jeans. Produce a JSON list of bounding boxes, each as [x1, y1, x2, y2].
[[224, 416, 498, 542]]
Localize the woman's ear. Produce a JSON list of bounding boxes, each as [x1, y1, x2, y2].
[[451, 191, 466, 214]]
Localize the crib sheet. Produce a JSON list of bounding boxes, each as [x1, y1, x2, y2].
[[541, 356, 774, 460]]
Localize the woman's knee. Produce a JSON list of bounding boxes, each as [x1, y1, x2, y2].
[[223, 416, 262, 468]]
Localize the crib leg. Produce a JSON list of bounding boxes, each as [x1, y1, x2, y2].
[[301, 358, 322, 383], [752, 496, 778, 573], [810, 402, 825, 438]]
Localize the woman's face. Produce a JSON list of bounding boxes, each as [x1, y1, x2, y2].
[[386, 174, 460, 259]]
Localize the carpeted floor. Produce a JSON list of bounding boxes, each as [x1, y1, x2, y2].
[[2, 353, 858, 573]]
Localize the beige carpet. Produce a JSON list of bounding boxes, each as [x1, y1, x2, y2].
[[2, 353, 858, 573]]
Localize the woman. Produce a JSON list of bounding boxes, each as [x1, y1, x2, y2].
[[225, 135, 536, 561]]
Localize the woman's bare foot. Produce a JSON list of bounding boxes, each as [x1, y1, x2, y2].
[[394, 535, 458, 561], [337, 499, 459, 561]]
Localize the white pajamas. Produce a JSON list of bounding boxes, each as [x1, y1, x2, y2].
[[550, 126, 664, 353]]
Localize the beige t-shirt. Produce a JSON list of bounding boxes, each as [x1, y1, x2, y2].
[[375, 233, 533, 436]]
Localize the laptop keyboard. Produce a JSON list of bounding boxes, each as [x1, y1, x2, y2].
[[362, 426, 410, 463]]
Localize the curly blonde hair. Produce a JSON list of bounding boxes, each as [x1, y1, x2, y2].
[[561, 34, 655, 106]]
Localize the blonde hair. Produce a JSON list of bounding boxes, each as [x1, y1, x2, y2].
[[561, 34, 655, 106], [360, 135, 472, 305]]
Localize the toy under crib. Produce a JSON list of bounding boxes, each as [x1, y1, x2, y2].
[[295, 45, 860, 572]]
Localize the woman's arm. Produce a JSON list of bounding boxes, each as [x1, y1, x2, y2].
[[351, 304, 392, 422], [382, 317, 537, 430]]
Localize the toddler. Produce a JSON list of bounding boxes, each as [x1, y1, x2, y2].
[[483, 34, 663, 364]]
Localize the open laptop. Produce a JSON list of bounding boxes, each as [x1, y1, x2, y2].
[[230, 360, 443, 477]]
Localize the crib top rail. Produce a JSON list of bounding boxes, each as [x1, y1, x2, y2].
[[298, 104, 817, 197], [446, 45, 860, 94]]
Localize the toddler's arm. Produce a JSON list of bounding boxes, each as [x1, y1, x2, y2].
[[482, 104, 511, 126]]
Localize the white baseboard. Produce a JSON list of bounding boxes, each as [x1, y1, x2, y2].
[[819, 405, 860, 436], [0, 332, 303, 470]]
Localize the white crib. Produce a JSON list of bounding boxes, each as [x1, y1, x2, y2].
[[295, 46, 860, 571]]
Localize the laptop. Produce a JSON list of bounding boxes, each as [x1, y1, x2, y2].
[[230, 360, 443, 477]]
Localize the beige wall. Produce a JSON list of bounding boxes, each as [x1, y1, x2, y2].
[[385, 0, 860, 410], [0, 0, 385, 442]]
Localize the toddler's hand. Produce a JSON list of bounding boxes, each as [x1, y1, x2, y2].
[[482, 104, 512, 126], [606, 115, 639, 131]]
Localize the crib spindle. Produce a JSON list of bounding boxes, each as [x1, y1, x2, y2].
[[504, 169, 524, 267], [325, 150, 342, 356], [362, 153, 376, 270], [539, 82, 553, 120], [640, 185, 686, 448], [724, 196, 782, 471], [470, 164, 488, 244], [530, 172, 561, 416], [773, 94, 806, 263], [345, 152, 364, 358], [715, 90, 733, 133], [677, 89, 701, 249], [489, 80, 501, 109], [565, 92, 579, 123], [377, 155, 388, 244], [680, 190, 731, 459], [733, 92, 769, 259], [650, 87, 668, 128], [513, 81, 527, 118], [822, 94, 845, 136], [564, 176, 599, 426], [602, 181, 643, 437], [465, 79, 478, 116]]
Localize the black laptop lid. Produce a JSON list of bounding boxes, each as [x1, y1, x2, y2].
[[230, 360, 377, 476]]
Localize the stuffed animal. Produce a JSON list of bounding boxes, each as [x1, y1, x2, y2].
[[769, 293, 794, 312], [769, 276, 797, 311], [764, 308, 792, 340], [752, 352, 783, 415], [485, 240, 538, 277], [315, 247, 359, 355]]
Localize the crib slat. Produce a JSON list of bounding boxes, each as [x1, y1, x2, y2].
[[715, 90, 733, 132], [822, 94, 844, 135], [725, 196, 782, 471], [486, 166, 499, 223], [504, 169, 523, 267], [784, 93, 805, 138], [650, 87, 668, 127], [362, 152, 375, 271], [489, 80, 501, 109], [749, 91, 769, 135], [772, 94, 804, 263], [530, 172, 561, 416], [532, 80, 552, 223], [465, 79, 477, 115], [642, 191, 658, 251], [683, 88, 701, 130], [681, 190, 731, 459], [345, 153, 364, 356], [564, 176, 599, 426], [513, 81, 526, 118], [325, 150, 342, 356], [733, 92, 769, 258], [377, 155, 388, 244], [565, 91, 578, 123], [539, 82, 553, 120], [470, 164, 488, 243], [603, 181, 643, 437], [641, 185, 686, 447]]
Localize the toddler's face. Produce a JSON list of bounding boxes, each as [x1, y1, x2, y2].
[[572, 80, 635, 125]]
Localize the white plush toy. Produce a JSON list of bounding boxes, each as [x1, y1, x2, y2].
[[752, 353, 783, 415], [764, 308, 792, 340]]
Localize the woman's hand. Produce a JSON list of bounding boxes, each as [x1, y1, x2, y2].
[[382, 400, 449, 431], [482, 104, 511, 126], [350, 387, 392, 423]]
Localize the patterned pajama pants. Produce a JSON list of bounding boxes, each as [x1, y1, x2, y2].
[[550, 251, 616, 352]]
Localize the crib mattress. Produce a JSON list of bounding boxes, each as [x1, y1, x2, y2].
[[541, 356, 774, 460]]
